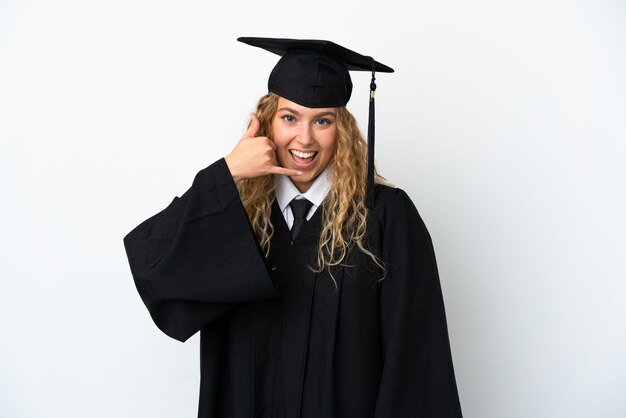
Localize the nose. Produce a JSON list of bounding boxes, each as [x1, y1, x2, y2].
[[296, 124, 314, 146]]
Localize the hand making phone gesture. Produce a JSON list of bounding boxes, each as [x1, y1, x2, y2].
[[225, 114, 302, 183]]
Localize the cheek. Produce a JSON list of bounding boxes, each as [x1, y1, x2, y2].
[[271, 125, 290, 148], [322, 130, 338, 153]]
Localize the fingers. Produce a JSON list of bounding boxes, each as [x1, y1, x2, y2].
[[230, 116, 299, 181], [244, 113, 260, 138], [265, 138, 276, 151], [267, 165, 303, 177]]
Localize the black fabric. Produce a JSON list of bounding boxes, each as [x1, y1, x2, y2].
[[269, 51, 353, 108], [237, 37, 394, 73], [237, 37, 393, 108], [124, 159, 463, 418], [289, 198, 313, 241]]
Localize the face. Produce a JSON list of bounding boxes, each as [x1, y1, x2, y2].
[[271, 97, 338, 193]]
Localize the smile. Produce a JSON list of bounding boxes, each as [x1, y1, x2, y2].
[[290, 149, 317, 159], [289, 149, 319, 168]]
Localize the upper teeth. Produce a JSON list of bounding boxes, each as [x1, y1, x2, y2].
[[291, 150, 316, 158]]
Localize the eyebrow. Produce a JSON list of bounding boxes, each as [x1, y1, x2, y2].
[[277, 107, 336, 118]]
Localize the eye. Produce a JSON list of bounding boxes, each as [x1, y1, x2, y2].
[[282, 114, 296, 123], [315, 118, 332, 126]]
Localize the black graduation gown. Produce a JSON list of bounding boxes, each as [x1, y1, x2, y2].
[[123, 158, 463, 418]]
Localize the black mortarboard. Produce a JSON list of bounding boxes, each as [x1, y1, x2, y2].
[[238, 37, 393, 208]]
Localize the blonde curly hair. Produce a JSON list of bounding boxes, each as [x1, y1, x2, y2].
[[237, 93, 387, 285]]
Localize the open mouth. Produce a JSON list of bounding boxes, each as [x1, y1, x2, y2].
[[289, 149, 318, 167]]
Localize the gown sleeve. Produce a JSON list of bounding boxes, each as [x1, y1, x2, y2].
[[123, 158, 278, 342], [374, 188, 463, 417]]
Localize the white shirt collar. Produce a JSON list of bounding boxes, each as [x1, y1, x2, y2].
[[275, 167, 332, 212]]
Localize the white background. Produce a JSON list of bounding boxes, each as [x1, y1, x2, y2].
[[1, 0, 625, 417]]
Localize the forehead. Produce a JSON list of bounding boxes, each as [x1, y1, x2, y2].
[[276, 96, 337, 115]]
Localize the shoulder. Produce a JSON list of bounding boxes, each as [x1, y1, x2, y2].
[[370, 183, 431, 240], [372, 183, 420, 219]]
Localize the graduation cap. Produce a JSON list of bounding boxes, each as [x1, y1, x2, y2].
[[237, 37, 394, 208]]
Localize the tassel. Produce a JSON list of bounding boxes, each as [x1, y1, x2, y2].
[[366, 58, 377, 209]]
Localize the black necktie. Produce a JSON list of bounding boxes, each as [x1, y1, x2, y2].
[[289, 198, 313, 241]]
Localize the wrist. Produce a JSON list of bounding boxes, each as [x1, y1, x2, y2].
[[224, 155, 242, 183]]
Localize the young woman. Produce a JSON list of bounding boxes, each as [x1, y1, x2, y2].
[[124, 37, 463, 418]]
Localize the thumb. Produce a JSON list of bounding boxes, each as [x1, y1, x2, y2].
[[244, 113, 260, 138]]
